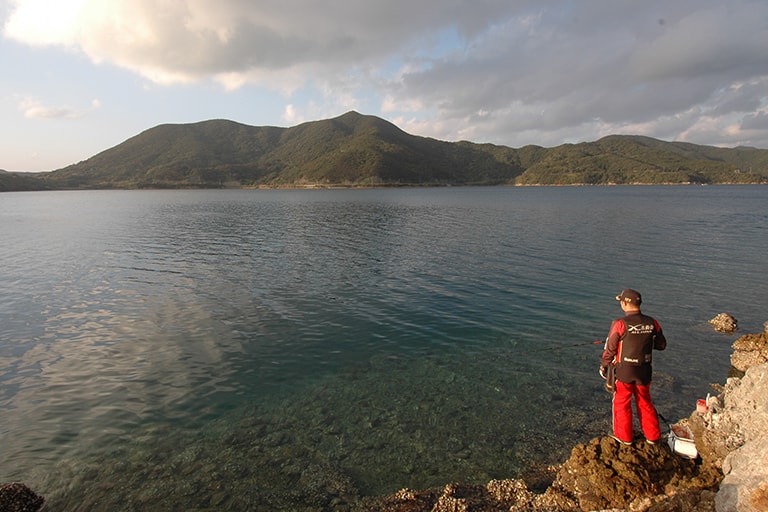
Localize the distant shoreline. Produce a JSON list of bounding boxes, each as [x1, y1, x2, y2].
[[3, 181, 766, 193]]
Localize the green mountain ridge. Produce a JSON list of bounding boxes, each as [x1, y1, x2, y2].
[[3, 111, 767, 191]]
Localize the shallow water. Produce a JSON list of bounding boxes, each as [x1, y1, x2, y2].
[[1, 186, 766, 509]]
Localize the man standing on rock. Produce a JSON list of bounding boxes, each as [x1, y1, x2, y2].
[[600, 289, 667, 445]]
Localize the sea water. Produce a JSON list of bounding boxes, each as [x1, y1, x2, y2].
[[1, 186, 766, 509]]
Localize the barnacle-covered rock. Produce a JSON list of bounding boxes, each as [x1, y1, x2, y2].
[[709, 313, 738, 333], [731, 332, 768, 372], [0, 482, 45, 512]]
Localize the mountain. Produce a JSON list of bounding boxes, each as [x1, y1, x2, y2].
[[0, 169, 53, 192], [515, 135, 768, 185], [8, 112, 768, 191], [37, 112, 523, 189]]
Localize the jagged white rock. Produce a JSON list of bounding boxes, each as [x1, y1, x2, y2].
[[714, 363, 768, 512]]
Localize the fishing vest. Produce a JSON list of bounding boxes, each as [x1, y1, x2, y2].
[[616, 313, 656, 366]]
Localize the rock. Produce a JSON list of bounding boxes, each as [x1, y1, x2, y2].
[[363, 434, 722, 512], [730, 332, 768, 372], [432, 484, 469, 512], [646, 489, 716, 512], [0, 482, 45, 512], [296, 462, 360, 508], [553, 436, 720, 511], [716, 438, 768, 512], [360, 480, 539, 512], [484, 478, 534, 505], [709, 313, 738, 333], [711, 363, 768, 512]]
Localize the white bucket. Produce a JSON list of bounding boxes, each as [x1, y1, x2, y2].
[[668, 424, 698, 459]]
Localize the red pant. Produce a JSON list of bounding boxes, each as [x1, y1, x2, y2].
[[612, 380, 661, 442]]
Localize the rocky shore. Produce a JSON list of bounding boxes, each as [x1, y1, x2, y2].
[[356, 324, 768, 512], [3, 324, 767, 512], [360, 323, 768, 512]]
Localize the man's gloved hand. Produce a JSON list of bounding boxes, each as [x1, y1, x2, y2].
[[599, 366, 608, 380]]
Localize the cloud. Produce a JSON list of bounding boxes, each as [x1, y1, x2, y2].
[[19, 97, 102, 119], [629, 4, 768, 82], [741, 111, 768, 131], [4, 0, 512, 83], [384, 2, 768, 144], [19, 98, 78, 119], [4, 0, 768, 148]]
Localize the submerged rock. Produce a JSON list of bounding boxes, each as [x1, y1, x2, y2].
[[361, 435, 721, 512], [359, 479, 551, 512], [0, 482, 45, 512]]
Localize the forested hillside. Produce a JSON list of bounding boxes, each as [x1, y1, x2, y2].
[[4, 112, 767, 190]]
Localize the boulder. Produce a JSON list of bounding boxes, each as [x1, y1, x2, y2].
[[730, 332, 768, 373], [710, 363, 768, 512], [709, 313, 738, 333], [552, 436, 720, 511]]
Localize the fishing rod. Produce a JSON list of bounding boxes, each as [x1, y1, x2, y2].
[[518, 340, 602, 355]]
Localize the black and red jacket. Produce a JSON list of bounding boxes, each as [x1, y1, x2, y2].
[[601, 311, 667, 385]]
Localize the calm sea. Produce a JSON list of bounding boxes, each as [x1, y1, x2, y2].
[[1, 186, 766, 510]]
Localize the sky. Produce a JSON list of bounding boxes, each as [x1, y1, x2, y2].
[[2, 0, 768, 172]]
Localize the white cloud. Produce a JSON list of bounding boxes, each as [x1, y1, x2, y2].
[[282, 104, 301, 125], [18, 96, 102, 119], [3, 0, 87, 45], [19, 97, 78, 119], [4, 0, 512, 83]]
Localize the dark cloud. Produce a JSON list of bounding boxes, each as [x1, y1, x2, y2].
[[741, 111, 768, 130]]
